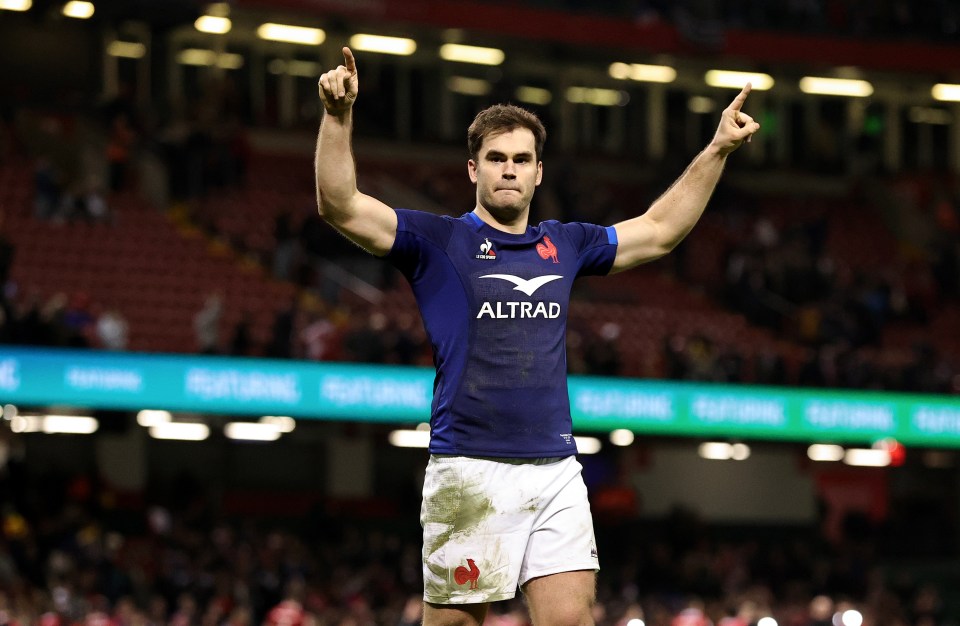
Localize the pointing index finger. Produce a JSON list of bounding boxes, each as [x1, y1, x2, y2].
[[729, 82, 752, 112], [342, 47, 357, 75]]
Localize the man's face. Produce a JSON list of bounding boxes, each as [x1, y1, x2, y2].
[[468, 128, 542, 221]]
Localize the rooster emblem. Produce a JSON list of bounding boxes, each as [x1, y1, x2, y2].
[[479, 238, 496, 257], [454, 559, 480, 590], [536, 236, 559, 263]]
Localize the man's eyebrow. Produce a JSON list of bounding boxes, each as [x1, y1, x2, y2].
[[485, 150, 534, 159]]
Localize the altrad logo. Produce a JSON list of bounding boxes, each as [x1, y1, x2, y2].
[[476, 274, 564, 319]]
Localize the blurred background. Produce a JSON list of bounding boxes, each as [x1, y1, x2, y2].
[[1, 0, 960, 625]]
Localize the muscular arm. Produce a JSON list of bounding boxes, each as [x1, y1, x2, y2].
[[315, 47, 397, 256], [610, 84, 760, 274]]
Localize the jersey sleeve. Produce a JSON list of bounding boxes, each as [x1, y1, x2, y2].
[[561, 221, 619, 277], [386, 209, 455, 277]]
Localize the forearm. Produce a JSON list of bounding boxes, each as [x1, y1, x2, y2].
[[645, 143, 726, 249], [315, 110, 359, 218]]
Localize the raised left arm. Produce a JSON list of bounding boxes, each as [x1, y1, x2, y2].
[[610, 84, 760, 274]]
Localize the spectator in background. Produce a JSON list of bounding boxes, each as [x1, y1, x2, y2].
[[299, 307, 338, 361], [0, 209, 14, 299], [585, 322, 623, 376], [230, 312, 253, 356], [95, 307, 128, 351], [106, 114, 136, 192], [342, 311, 387, 364], [267, 297, 299, 359], [62, 292, 96, 347], [77, 178, 110, 223], [34, 157, 62, 219], [194, 292, 223, 355], [272, 209, 299, 282]]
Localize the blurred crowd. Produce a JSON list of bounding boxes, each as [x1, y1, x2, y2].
[[0, 460, 954, 626], [0, 0, 958, 390]]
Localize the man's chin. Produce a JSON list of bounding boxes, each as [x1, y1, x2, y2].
[[484, 203, 527, 220]]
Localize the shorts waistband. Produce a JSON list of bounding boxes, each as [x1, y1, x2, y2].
[[430, 454, 566, 465]]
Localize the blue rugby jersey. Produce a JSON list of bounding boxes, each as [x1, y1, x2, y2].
[[387, 209, 619, 458]]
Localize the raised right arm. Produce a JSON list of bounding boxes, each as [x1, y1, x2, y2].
[[315, 47, 397, 256]]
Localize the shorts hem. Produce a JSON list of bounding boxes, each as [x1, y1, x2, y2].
[[424, 590, 518, 605], [520, 562, 600, 587]]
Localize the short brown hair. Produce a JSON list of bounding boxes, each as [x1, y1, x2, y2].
[[467, 104, 546, 162]]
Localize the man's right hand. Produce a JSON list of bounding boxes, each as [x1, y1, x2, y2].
[[318, 47, 358, 116]]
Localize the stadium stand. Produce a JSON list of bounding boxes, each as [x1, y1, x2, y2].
[[2, 1, 960, 625]]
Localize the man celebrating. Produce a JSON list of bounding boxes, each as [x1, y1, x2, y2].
[[315, 47, 759, 626]]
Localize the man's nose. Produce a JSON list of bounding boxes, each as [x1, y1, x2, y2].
[[502, 161, 516, 178]]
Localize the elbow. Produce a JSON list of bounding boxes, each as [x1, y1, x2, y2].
[[316, 197, 336, 223], [651, 222, 686, 256], [658, 238, 681, 256], [315, 191, 354, 227]]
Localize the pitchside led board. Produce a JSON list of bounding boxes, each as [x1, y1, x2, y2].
[[1, 346, 959, 447]]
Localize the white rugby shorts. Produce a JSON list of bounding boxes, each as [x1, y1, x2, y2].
[[420, 454, 599, 604]]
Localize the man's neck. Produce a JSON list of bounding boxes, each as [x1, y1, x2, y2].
[[473, 204, 529, 235]]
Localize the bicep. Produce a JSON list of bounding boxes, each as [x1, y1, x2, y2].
[[610, 215, 671, 273], [323, 192, 398, 256]]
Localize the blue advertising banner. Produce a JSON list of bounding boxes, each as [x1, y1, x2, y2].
[[1, 347, 958, 446]]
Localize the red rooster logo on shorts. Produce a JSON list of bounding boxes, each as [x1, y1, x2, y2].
[[454, 559, 480, 589], [536, 236, 559, 263]]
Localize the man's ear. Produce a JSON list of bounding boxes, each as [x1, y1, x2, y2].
[[535, 161, 543, 186], [467, 159, 478, 183]]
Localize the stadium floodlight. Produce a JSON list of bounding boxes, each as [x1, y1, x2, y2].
[[515, 86, 552, 105], [224, 422, 281, 441], [260, 415, 296, 433], [136, 410, 171, 427], [62, 1, 93, 18], [574, 436, 602, 454], [9, 414, 41, 433], [215, 52, 244, 69], [149, 422, 210, 441], [447, 76, 492, 96], [688, 96, 716, 114], [43, 415, 99, 434], [439, 43, 504, 66], [195, 15, 231, 34], [841, 611, 863, 626], [909, 106, 952, 124], [566, 87, 628, 106], [705, 70, 774, 90], [0, 0, 31, 11], [699, 441, 733, 460], [799, 76, 873, 97], [842, 448, 890, 467], [257, 23, 325, 45], [932, 83, 960, 102], [700, 442, 751, 460], [107, 41, 146, 59], [177, 49, 217, 66], [609, 429, 635, 446], [807, 443, 844, 462], [269, 59, 326, 77], [609, 62, 676, 83], [730, 443, 751, 460], [349, 34, 416, 56], [389, 423, 431, 448]]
